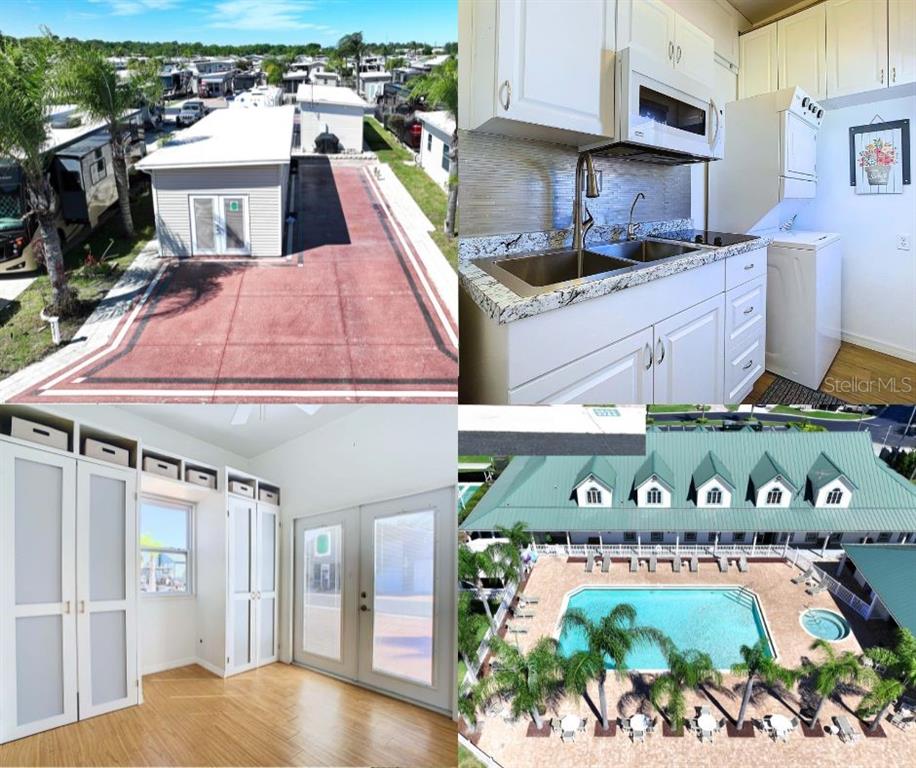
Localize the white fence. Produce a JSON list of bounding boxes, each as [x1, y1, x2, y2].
[[458, 735, 505, 768], [463, 578, 519, 686], [794, 552, 873, 618], [535, 542, 798, 559]]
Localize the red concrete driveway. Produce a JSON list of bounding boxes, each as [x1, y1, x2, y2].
[[21, 163, 457, 402]]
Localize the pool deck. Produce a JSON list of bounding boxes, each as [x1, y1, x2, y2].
[[472, 556, 908, 768]]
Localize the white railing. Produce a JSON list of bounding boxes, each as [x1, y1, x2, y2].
[[794, 553, 872, 618], [458, 735, 505, 768], [464, 578, 519, 686], [535, 542, 796, 559]]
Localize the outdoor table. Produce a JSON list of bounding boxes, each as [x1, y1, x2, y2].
[[630, 713, 649, 733], [769, 714, 792, 738], [697, 713, 717, 733], [560, 714, 579, 739]]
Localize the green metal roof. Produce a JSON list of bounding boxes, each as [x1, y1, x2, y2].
[[461, 432, 916, 533], [842, 545, 916, 634], [808, 452, 856, 495], [692, 450, 735, 491], [750, 451, 797, 492], [633, 450, 674, 491], [573, 456, 617, 491]]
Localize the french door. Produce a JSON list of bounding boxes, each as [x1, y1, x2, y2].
[[292, 488, 455, 713], [189, 195, 250, 256]]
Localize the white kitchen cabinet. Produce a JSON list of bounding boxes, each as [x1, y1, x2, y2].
[[628, 0, 677, 64], [739, 24, 778, 99], [826, 0, 888, 98], [508, 327, 654, 404], [889, 0, 916, 87], [653, 294, 725, 404], [777, 3, 827, 100], [460, 0, 616, 144], [674, 14, 715, 87]]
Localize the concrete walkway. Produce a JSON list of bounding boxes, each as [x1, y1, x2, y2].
[[0, 274, 37, 313]]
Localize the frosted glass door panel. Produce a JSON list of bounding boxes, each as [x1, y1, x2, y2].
[[233, 508, 252, 593], [191, 197, 216, 253], [371, 511, 435, 685], [259, 598, 275, 661], [227, 497, 256, 673], [89, 475, 126, 601], [233, 608, 251, 665], [15, 458, 63, 605], [16, 616, 64, 726], [90, 611, 127, 706], [222, 196, 248, 253], [302, 524, 343, 660], [260, 512, 276, 592]]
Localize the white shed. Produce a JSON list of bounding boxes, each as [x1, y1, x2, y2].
[[358, 71, 392, 103], [137, 106, 294, 258], [416, 111, 455, 190], [296, 84, 367, 153]]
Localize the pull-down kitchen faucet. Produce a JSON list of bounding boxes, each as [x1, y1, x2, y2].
[[572, 151, 601, 253], [627, 192, 646, 240]]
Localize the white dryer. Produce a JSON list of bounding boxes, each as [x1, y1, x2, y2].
[[765, 230, 842, 390]]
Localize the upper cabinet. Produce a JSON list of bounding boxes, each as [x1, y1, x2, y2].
[[826, 0, 888, 97], [739, 24, 778, 99], [777, 3, 827, 100], [889, 0, 916, 87], [622, 0, 715, 87], [459, 0, 616, 144]]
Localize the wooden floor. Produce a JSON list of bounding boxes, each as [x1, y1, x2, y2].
[[0, 663, 457, 767], [746, 341, 916, 404]]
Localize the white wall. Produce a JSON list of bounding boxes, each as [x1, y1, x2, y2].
[[298, 102, 365, 152], [795, 93, 916, 362], [249, 405, 457, 665], [419, 124, 452, 189]]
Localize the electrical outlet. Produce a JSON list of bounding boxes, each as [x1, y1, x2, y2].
[[897, 234, 911, 251]]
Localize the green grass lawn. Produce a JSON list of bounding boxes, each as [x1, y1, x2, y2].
[[459, 455, 493, 464], [458, 746, 485, 768], [771, 405, 867, 420], [0, 188, 154, 377], [647, 404, 712, 413], [363, 117, 457, 271]]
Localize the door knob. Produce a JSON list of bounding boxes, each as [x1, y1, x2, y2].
[[360, 591, 367, 598], [360, 605, 369, 612]]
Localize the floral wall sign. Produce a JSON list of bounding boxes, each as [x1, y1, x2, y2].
[[849, 118, 910, 195]]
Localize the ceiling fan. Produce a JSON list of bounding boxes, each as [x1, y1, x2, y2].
[[230, 404, 322, 425]]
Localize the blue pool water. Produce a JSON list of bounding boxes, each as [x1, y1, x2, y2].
[[801, 609, 850, 641], [558, 587, 773, 670]]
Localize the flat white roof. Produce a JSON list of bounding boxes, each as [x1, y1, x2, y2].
[[458, 405, 647, 436], [296, 84, 367, 109], [137, 106, 295, 170], [359, 72, 392, 80], [416, 110, 456, 136]]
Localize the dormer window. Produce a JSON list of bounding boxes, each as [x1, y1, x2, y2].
[[646, 487, 663, 504], [766, 488, 783, 505], [826, 488, 843, 505], [706, 488, 722, 505], [586, 488, 602, 504]]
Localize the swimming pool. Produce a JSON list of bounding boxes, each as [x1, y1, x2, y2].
[[558, 587, 775, 670]]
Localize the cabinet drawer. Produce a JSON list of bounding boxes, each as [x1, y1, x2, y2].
[[725, 247, 766, 291], [725, 333, 765, 402], [725, 275, 766, 357]]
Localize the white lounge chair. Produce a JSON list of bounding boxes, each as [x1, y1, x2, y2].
[[792, 566, 814, 584], [806, 580, 828, 596], [738, 556, 749, 573], [718, 556, 728, 572], [630, 555, 638, 572], [649, 555, 657, 572], [673, 557, 681, 573], [586, 551, 595, 573], [506, 622, 528, 634], [690, 556, 699, 572], [520, 595, 540, 604], [601, 554, 611, 573]]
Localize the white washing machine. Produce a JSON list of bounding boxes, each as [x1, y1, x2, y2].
[[765, 230, 842, 390]]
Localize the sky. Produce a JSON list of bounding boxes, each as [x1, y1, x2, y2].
[[2, 0, 457, 46]]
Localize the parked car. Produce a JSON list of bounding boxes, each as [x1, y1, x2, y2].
[[176, 100, 206, 126]]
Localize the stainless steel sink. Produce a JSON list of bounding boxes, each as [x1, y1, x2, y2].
[[589, 239, 701, 263], [472, 248, 637, 297]]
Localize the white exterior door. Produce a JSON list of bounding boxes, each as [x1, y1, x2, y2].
[[826, 0, 888, 97], [190, 195, 250, 256], [495, 0, 615, 136], [653, 294, 725, 404], [76, 461, 138, 720], [255, 502, 279, 666], [890, 0, 916, 86], [292, 509, 359, 680], [227, 495, 257, 674], [0, 444, 78, 743], [739, 24, 778, 99], [777, 3, 827, 99]]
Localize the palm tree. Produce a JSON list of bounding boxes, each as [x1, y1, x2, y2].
[[492, 521, 529, 584], [858, 676, 905, 732], [803, 639, 871, 726], [859, 628, 916, 732], [409, 56, 458, 237], [336, 32, 365, 87], [458, 544, 498, 630], [0, 33, 76, 315], [650, 646, 722, 731], [58, 45, 162, 238], [457, 592, 488, 684], [480, 636, 563, 730], [457, 681, 483, 735], [731, 639, 799, 729], [561, 604, 666, 730]]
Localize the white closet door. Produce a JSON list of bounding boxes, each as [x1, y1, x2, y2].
[[227, 496, 256, 674], [255, 502, 279, 665], [0, 444, 78, 743], [76, 461, 138, 719]]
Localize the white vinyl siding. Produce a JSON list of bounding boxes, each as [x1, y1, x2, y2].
[[152, 165, 284, 257]]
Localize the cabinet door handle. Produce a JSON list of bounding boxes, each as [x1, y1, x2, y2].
[[63, 600, 71, 614], [742, 359, 754, 371], [668, 41, 674, 61], [880, 68, 885, 84], [644, 342, 653, 370], [892, 67, 896, 83], [743, 306, 754, 315], [676, 45, 682, 64], [744, 262, 754, 270], [499, 80, 511, 111], [79, 600, 86, 614], [656, 338, 666, 365]]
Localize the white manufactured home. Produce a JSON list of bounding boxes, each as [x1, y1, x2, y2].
[[137, 107, 295, 258], [416, 110, 455, 190], [296, 84, 367, 153]]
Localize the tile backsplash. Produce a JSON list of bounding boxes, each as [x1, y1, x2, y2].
[[458, 129, 692, 238]]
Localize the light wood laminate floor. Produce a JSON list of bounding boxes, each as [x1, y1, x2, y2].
[[746, 342, 916, 404], [0, 663, 457, 767]]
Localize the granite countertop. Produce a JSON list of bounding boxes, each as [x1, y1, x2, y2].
[[459, 220, 772, 325]]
